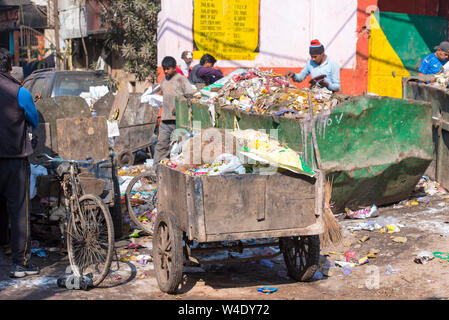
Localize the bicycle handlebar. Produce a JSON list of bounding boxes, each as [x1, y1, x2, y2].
[[36, 153, 96, 165]]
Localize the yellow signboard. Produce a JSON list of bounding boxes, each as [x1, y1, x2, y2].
[[193, 0, 260, 61]]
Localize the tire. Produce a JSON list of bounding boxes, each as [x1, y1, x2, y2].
[[67, 194, 115, 287], [117, 150, 135, 167], [280, 235, 320, 282], [153, 211, 183, 294], [125, 171, 157, 236]]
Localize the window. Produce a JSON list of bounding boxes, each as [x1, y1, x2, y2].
[[30, 77, 49, 97], [54, 74, 109, 97]]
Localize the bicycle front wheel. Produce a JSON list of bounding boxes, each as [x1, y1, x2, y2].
[[67, 194, 115, 287], [125, 171, 158, 236]]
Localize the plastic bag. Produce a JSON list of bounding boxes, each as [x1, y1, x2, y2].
[[30, 164, 48, 199], [209, 153, 246, 176], [141, 85, 163, 107]]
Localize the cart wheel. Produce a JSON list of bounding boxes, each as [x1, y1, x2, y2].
[[117, 151, 134, 167], [279, 235, 320, 282], [125, 171, 157, 236], [153, 211, 183, 294]]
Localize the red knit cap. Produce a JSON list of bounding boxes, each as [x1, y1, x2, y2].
[[310, 39, 324, 54], [310, 39, 322, 47]]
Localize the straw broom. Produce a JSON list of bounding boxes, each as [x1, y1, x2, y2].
[[320, 177, 343, 248]]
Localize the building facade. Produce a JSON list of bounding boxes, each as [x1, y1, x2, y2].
[[157, 0, 449, 96]]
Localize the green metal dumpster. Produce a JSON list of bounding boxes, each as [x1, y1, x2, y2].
[[176, 95, 433, 213], [403, 76, 449, 190]]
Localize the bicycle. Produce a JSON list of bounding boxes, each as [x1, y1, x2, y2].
[[38, 154, 115, 287], [125, 170, 158, 236]]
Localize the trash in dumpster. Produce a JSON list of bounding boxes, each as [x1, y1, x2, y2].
[[164, 129, 315, 177], [79, 85, 109, 115], [345, 205, 378, 219], [192, 68, 345, 117], [414, 251, 435, 264], [232, 130, 316, 176], [431, 71, 449, 91]]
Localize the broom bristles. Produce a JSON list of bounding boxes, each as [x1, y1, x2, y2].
[[320, 177, 343, 248]]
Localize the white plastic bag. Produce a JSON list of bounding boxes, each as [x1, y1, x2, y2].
[[209, 153, 245, 176]]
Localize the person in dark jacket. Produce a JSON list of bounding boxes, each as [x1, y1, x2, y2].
[[188, 54, 223, 86], [0, 48, 39, 278]]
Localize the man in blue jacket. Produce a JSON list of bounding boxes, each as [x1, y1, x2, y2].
[[285, 39, 341, 92], [0, 48, 40, 278]]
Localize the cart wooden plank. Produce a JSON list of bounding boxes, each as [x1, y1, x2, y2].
[[158, 165, 324, 242], [56, 116, 109, 162]]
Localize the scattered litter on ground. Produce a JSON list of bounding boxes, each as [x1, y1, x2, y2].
[[257, 287, 278, 294], [384, 264, 400, 275], [417, 197, 430, 204], [259, 259, 275, 268], [57, 274, 93, 290], [136, 255, 152, 264], [312, 271, 324, 280], [414, 251, 434, 264], [359, 236, 370, 243], [31, 248, 47, 258], [335, 261, 357, 268], [129, 230, 143, 238], [433, 252, 449, 261], [345, 205, 378, 219], [392, 237, 407, 243]]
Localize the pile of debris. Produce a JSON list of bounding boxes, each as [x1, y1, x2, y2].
[[163, 128, 315, 177], [193, 68, 345, 118], [432, 71, 449, 91]]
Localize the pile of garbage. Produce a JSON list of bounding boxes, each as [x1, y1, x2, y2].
[[79, 85, 110, 116], [193, 68, 344, 118], [163, 128, 315, 177], [432, 71, 449, 91]]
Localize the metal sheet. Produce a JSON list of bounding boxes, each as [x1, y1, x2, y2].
[[177, 95, 433, 212]]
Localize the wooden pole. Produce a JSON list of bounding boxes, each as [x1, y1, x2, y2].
[[53, 0, 61, 69]]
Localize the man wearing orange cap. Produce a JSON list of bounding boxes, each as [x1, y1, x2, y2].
[[285, 39, 341, 92]]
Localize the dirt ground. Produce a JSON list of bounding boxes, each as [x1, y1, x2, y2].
[[1, 190, 448, 301]]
